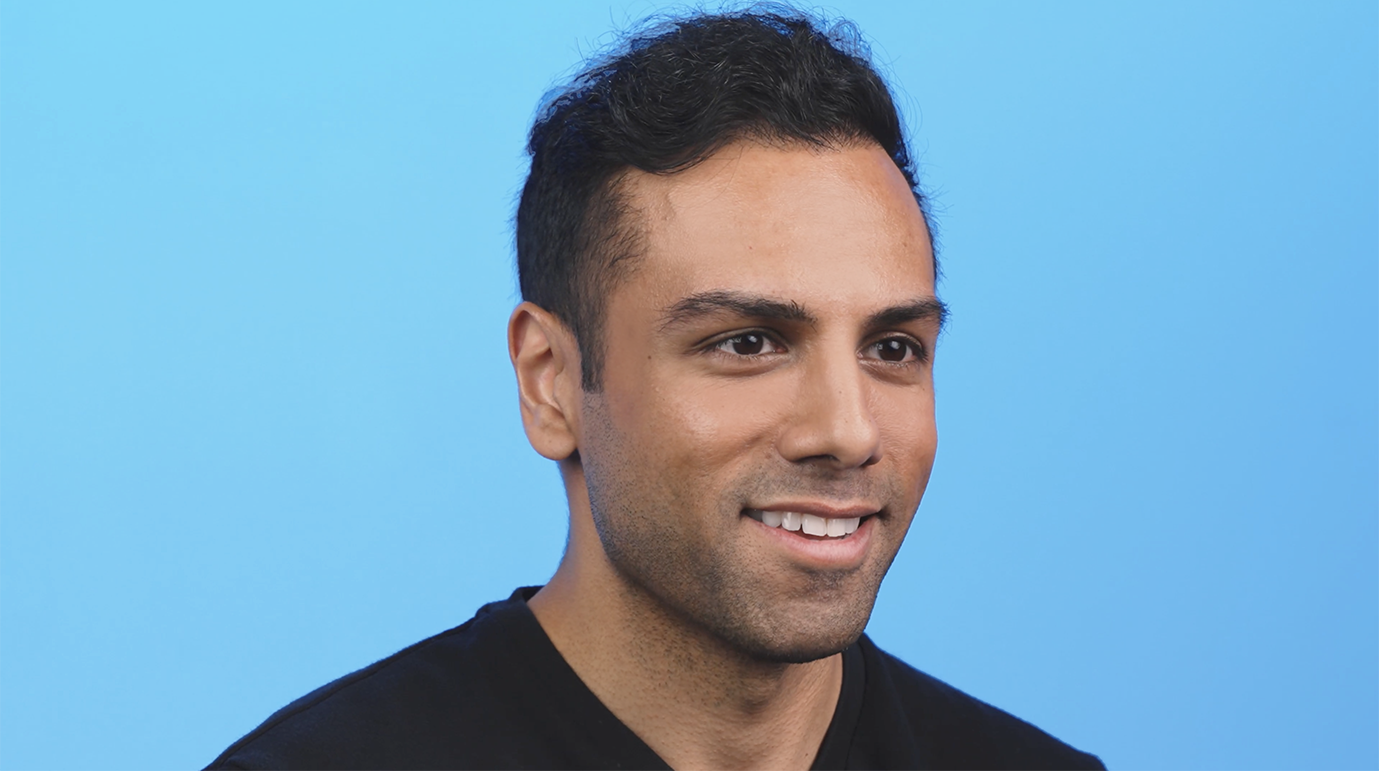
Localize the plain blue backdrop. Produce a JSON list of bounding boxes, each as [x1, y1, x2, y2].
[[2, 2, 1375, 769]]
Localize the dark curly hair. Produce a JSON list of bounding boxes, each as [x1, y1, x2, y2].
[[516, 7, 932, 391]]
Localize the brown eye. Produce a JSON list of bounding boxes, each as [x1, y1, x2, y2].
[[729, 333, 766, 355], [712, 332, 780, 357], [873, 338, 915, 363]]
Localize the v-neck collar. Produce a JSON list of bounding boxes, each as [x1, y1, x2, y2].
[[499, 586, 865, 770]]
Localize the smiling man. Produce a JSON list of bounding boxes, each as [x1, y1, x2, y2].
[[210, 9, 1102, 771]]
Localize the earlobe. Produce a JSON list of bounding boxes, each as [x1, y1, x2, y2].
[[508, 302, 581, 461]]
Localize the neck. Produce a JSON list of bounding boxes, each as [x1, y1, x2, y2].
[[528, 471, 843, 770]]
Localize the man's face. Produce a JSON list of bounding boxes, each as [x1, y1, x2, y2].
[[578, 140, 941, 663]]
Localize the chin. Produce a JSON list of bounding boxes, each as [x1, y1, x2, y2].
[[754, 636, 862, 664], [711, 598, 875, 664]]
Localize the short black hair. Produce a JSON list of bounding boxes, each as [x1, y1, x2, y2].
[[516, 7, 933, 391]]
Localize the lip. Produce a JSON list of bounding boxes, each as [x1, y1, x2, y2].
[[752, 501, 880, 519], [743, 504, 880, 569]]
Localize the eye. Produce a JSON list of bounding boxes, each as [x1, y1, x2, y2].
[[713, 332, 781, 357], [865, 337, 924, 364]]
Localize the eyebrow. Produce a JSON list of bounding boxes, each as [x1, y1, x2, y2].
[[659, 290, 948, 333], [660, 290, 817, 331], [866, 298, 949, 332]]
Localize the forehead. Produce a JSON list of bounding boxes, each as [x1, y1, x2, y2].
[[617, 140, 935, 313]]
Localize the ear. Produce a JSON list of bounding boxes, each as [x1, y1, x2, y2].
[[508, 302, 582, 461]]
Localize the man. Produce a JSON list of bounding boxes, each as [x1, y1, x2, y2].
[[210, 10, 1103, 770]]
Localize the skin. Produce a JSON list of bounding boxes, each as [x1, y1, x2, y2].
[[508, 139, 942, 770]]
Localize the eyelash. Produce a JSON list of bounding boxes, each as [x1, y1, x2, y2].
[[711, 332, 784, 358], [707, 331, 928, 365], [865, 337, 929, 365]]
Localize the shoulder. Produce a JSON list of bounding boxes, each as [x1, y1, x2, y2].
[[855, 636, 1105, 770], [206, 596, 534, 770]]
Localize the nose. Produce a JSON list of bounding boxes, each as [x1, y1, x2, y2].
[[777, 349, 882, 469]]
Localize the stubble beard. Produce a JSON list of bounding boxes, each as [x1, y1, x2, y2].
[[583, 452, 905, 666]]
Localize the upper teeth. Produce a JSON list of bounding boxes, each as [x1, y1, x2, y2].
[[757, 511, 861, 537]]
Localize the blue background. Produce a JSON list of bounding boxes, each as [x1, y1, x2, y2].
[[2, 2, 1375, 768]]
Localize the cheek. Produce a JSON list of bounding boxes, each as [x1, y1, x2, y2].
[[671, 378, 789, 467], [585, 379, 789, 556], [875, 389, 938, 486], [605, 374, 787, 488]]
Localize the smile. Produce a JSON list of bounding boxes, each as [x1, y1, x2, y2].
[[744, 509, 867, 538]]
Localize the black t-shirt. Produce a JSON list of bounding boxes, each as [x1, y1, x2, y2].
[[209, 588, 1104, 770]]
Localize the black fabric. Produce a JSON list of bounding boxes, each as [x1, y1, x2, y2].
[[209, 588, 1104, 770]]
